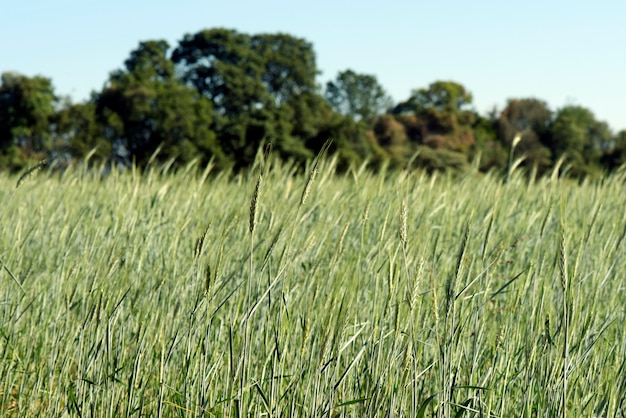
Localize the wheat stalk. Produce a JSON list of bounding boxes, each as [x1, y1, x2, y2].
[[16, 159, 48, 189], [400, 199, 408, 249], [300, 140, 332, 207], [249, 175, 263, 235]]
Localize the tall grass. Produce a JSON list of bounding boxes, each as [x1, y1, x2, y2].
[[0, 159, 625, 416]]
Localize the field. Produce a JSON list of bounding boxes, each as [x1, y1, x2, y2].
[[1, 157, 625, 417]]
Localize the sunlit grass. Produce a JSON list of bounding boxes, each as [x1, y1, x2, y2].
[[1, 159, 625, 416]]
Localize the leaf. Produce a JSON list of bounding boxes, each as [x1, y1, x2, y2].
[[416, 393, 438, 418], [335, 397, 369, 408], [453, 397, 474, 418], [491, 268, 528, 298]]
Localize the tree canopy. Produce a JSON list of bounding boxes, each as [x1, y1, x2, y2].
[[547, 105, 612, 176], [0, 27, 624, 178], [95, 40, 225, 167], [171, 29, 319, 167], [0, 72, 56, 169], [325, 69, 393, 123]]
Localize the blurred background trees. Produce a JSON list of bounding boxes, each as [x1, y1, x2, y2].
[[496, 98, 553, 175], [94, 40, 226, 168], [548, 105, 612, 177], [0, 72, 56, 170], [1, 27, 624, 177], [325, 69, 393, 123]]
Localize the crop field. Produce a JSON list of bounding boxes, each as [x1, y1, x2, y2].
[[1, 157, 625, 417]]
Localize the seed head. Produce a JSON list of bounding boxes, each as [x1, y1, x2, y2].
[[400, 200, 408, 248], [249, 175, 263, 234]]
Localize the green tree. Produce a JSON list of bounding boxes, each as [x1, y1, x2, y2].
[[308, 113, 382, 171], [549, 105, 612, 174], [399, 80, 473, 115], [173, 28, 324, 168], [325, 69, 393, 123], [393, 81, 475, 152], [50, 100, 107, 165], [469, 110, 506, 172], [122, 39, 175, 81], [95, 40, 225, 168], [498, 98, 551, 143], [251, 33, 318, 104], [600, 130, 626, 170], [286, 91, 333, 143], [251, 33, 320, 162], [374, 115, 423, 169], [497, 98, 553, 173], [373, 114, 408, 147], [0, 72, 56, 170], [172, 29, 267, 120]]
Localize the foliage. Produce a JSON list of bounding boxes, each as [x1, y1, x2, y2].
[[373, 114, 408, 147], [399, 80, 473, 114], [251, 33, 319, 104], [95, 40, 226, 168], [498, 98, 552, 144], [308, 113, 381, 170], [0, 28, 624, 177], [393, 81, 477, 152], [497, 98, 553, 174], [50, 101, 107, 165], [468, 111, 506, 172], [0, 72, 56, 170], [411, 145, 469, 173], [325, 69, 393, 123], [172, 29, 318, 168], [601, 130, 626, 170], [548, 105, 612, 177]]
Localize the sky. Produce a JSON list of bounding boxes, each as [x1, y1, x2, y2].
[[3, 0, 625, 132]]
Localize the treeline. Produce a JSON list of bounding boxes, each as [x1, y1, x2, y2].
[[1, 28, 625, 177]]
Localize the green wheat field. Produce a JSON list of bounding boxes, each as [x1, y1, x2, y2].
[[1, 156, 625, 417]]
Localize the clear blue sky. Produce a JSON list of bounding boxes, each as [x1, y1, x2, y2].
[[3, 0, 625, 132]]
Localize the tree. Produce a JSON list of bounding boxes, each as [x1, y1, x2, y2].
[[0, 72, 56, 169], [399, 81, 473, 115], [372, 114, 418, 168], [121, 39, 174, 81], [251, 33, 318, 105], [373, 114, 408, 147], [173, 28, 325, 168], [308, 113, 382, 171], [392, 81, 475, 152], [50, 100, 107, 165], [497, 98, 553, 173], [95, 40, 226, 167], [325, 69, 392, 122], [172, 29, 267, 120], [600, 130, 626, 170], [469, 110, 506, 172], [251, 33, 322, 162], [498, 98, 551, 144], [548, 105, 612, 176]]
